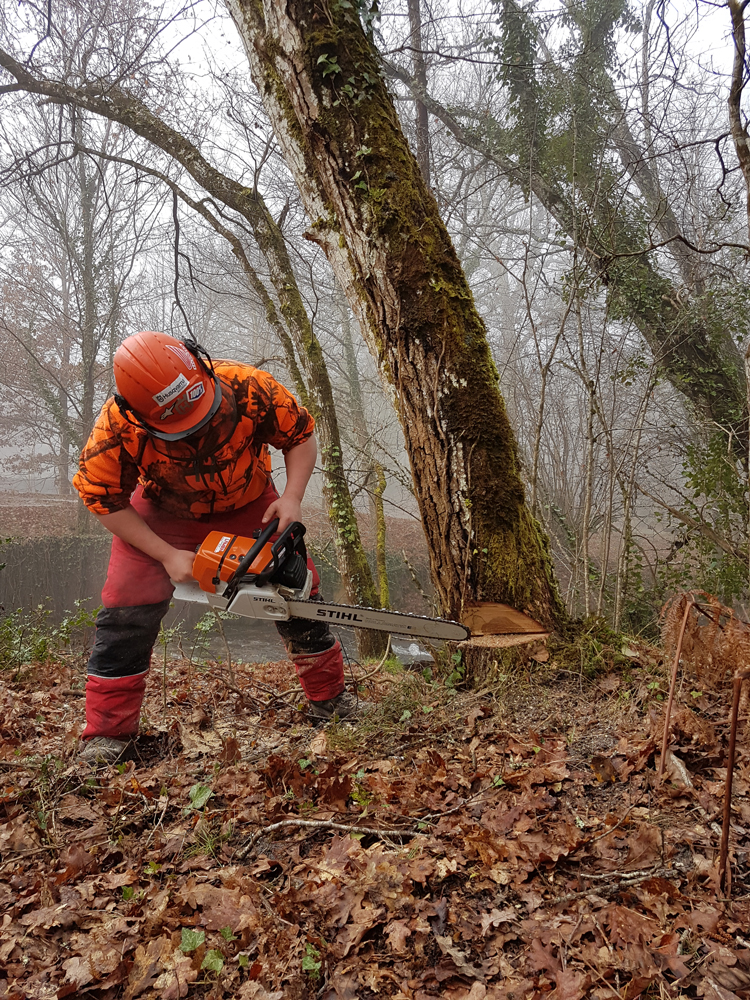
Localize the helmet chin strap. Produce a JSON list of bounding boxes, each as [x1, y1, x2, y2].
[[113, 393, 149, 430]]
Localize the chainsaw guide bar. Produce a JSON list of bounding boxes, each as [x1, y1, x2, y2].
[[174, 519, 538, 644]]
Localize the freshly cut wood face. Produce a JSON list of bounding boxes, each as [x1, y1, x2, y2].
[[461, 602, 548, 636], [459, 632, 551, 650]]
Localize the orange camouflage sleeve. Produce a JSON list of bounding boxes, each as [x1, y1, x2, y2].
[[72, 399, 142, 515], [243, 368, 315, 452]]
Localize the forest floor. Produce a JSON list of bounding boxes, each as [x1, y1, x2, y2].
[[0, 635, 749, 1000]]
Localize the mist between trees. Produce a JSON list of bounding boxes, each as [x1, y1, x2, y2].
[[1, 0, 750, 643]]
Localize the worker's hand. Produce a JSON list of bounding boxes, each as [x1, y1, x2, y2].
[[163, 547, 197, 583], [262, 494, 303, 534]]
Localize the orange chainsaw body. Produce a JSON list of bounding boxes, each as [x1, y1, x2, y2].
[[193, 531, 272, 594]]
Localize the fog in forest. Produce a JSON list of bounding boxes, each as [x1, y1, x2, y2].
[[1, 0, 749, 640]]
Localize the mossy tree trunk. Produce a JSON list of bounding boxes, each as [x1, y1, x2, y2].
[[226, 0, 564, 629], [386, 59, 748, 453]]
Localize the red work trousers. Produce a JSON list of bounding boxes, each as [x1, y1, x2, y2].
[[83, 483, 345, 739]]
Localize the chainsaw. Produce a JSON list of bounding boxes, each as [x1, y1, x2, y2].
[[170, 518, 467, 641], [172, 519, 549, 643]]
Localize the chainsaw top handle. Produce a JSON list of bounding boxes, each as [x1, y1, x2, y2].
[[222, 519, 308, 601]]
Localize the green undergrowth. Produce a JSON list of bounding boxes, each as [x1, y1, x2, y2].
[[546, 615, 640, 679], [326, 671, 459, 754], [0, 600, 99, 678]]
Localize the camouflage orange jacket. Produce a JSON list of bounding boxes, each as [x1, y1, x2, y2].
[[73, 362, 314, 518]]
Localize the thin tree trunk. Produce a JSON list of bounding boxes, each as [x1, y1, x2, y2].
[[523, 258, 571, 515], [58, 265, 73, 495], [373, 462, 390, 609], [76, 143, 99, 533], [576, 301, 596, 617], [613, 374, 653, 629], [407, 0, 431, 188]]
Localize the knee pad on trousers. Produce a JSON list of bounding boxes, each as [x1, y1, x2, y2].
[[292, 640, 345, 702], [87, 600, 171, 679], [275, 615, 336, 655], [82, 599, 170, 740]]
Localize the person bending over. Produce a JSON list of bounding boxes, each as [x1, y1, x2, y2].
[[73, 330, 359, 765]]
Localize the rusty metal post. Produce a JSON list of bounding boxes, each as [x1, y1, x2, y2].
[[658, 598, 694, 778]]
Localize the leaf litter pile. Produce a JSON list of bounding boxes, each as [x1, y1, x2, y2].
[[1, 640, 749, 1000]]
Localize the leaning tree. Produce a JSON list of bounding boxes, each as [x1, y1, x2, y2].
[[225, 0, 565, 632]]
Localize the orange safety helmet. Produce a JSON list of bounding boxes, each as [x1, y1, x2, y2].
[[113, 331, 221, 441]]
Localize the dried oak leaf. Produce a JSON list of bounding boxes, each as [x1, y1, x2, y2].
[[320, 968, 361, 999], [385, 919, 412, 953], [333, 895, 386, 958], [20, 899, 82, 931], [480, 908, 517, 936], [527, 937, 562, 975], [0, 813, 40, 852], [621, 823, 663, 870], [220, 736, 241, 764], [56, 794, 100, 823], [178, 880, 259, 933], [696, 977, 745, 1000], [62, 943, 122, 989], [704, 961, 750, 994], [153, 947, 199, 1000], [123, 934, 173, 999], [433, 934, 484, 980], [54, 845, 96, 885], [550, 969, 592, 1000], [236, 983, 285, 999]]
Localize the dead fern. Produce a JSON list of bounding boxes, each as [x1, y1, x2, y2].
[[660, 590, 750, 727]]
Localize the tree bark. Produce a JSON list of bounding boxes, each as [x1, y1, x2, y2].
[[728, 0, 750, 244], [225, 0, 563, 628]]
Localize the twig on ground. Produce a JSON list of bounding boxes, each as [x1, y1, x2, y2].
[[586, 805, 637, 845], [258, 891, 295, 927], [236, 817, 418, 860], [0, 843, 59, 870], [356, 635, 393, 684], [549, 865, 682, 906], [145, 793, 171, 847]]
